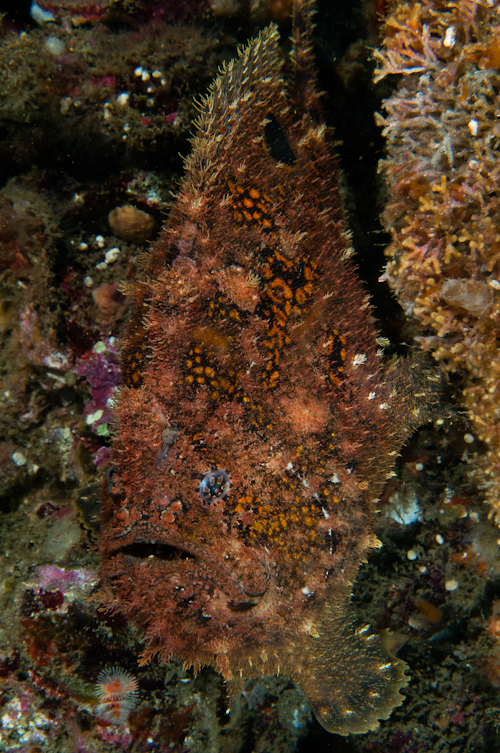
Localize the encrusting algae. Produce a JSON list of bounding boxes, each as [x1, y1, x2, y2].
[[100, 0, 443, 736], [375, 0, 500, 521]]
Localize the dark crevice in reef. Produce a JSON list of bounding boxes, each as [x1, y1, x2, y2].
[[0, 0, 33, 30], [312, 0, 408, 353]]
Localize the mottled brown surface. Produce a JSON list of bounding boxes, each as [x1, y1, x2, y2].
[[101, 0, 440, 735]]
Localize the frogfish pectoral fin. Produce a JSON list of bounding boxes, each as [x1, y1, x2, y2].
[[297, 600, 409, 735]]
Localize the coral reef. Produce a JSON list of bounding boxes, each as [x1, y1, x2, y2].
[[210, 0, 294, 23], [374, 0, 500, 522], [0, 18, 232, 184], [34, 0, 211, 25], [0, 0, 499, 750]]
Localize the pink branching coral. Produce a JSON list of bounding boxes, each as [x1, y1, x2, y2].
[[375, 0, 500, 520]]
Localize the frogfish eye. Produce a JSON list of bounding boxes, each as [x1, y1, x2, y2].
[[198, 467, 231, 504]]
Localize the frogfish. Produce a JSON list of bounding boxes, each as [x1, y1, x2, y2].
[[101, 0, 440, 735]]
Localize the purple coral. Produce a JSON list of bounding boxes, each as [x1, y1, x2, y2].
[[74, 338, 121, 438]]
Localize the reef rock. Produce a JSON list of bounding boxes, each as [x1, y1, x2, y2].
[[100, 0, 440, 735]]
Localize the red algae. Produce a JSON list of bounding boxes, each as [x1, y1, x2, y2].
[[100, 0, 442, 736]]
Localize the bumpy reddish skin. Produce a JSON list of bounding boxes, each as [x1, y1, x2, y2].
[[101, 1, 439, 735]]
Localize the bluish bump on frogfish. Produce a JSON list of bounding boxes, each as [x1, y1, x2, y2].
[[198, 467, 231, 505]]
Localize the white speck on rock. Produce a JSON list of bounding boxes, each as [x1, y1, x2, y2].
[[443, 26, 456, 48]]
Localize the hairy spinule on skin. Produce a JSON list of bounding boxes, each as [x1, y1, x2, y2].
[[101, 0, 442, 736]]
